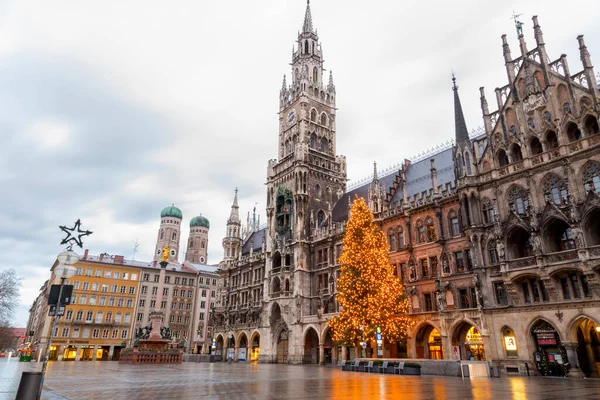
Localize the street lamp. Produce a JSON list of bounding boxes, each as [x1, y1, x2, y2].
[[37, 250, 79, 400]]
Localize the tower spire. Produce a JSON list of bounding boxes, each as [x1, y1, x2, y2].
[[452, 73, 470, 146], [228, 188, 240, 224], [303, 0, 313, 33]]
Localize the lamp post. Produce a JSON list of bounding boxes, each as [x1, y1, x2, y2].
[[37, 250, 79, 400]]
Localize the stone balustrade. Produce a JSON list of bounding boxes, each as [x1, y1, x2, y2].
[[119, 349, 183, 365]]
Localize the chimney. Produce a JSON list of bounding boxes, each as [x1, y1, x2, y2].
[[114, 255, 124, 264], [83, 249, 89, 260], [99, 253, 104, 262]]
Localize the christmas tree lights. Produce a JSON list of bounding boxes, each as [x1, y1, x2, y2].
[[328, 197, 412, 346]]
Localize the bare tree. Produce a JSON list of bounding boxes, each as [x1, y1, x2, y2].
[[0, 269, 21, 350]]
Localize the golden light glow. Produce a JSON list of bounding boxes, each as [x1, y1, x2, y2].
[[504, 336, 517, 351], [328, 197, 412, 345]]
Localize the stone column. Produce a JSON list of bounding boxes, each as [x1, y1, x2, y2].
[[92, 345, 98, 361], [319, 344, 325, 365], [562, 342, 584, 378], [75, 345, 81, 361], [108, 346, 114, 360], [332, 345, 338, 365], [441, 335, 453, 360], [341, 345, 347, 361], [234, 346, 239, 361], [57, 346, 63, 361], [585, 342, 599, 377]]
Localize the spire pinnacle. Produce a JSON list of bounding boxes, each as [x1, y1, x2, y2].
[[228, 188, 240, 224], [303, 0, 314, 33], [327, 70, 336, 92], [452, 73, 470, 146], [373, 161, 379, 182]]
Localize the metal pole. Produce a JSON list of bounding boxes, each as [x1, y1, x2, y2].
[[37, 277, 64, 400]]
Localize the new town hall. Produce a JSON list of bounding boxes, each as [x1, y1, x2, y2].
[[210, 4, 600, 377]]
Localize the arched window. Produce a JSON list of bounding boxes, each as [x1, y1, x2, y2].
[[465, 152, 472, 175], [502, 327, 519, 357], [482, 199, 495, 224], [497, 149, 509, 167], [416, 220, 426, 244], [507, 186, 530, 216], [310, 132, 317, 149], [488, 241, 499, 264], [310, 109, 317, 122], [189, 238, 193, 249], [124, 313, 131, 323], [388, 230, 397, 251], [542, 174, 569, 205], [160, 230, 164, 240], [95, 310, 103, 323], [201, 240, 205, 249], [426, 217, 436, 242], [285, 279, 290, 293], [566, 122, 582, 142], [545, 131, 559, 149], [75, 310, 83, 321], [582, 161, 600, 193], [448, 210, 460, 236], [65, 309, 73, 320], [315, 184, 321, 199], [304, 40, 309, 54], [115, 312, 122, 323], [584, 115, 600, 135], [544, 111, 552, 122], [285, 140, 291, 155], [272, 277, 281, 293], [527, 118, 535, 129], [172, 232, 177, 240], [86, 310, 93, 322], [507, 227, 533, 258], [106, 312, 112, 322], [457, 154, 464, 177], [320, 113, 327, 126], [563, 102, 572, 114], [317, 210, 325, 227], [312, 67, 318, 82], [320, 138, 328, 153], [510, 143, 523, 162], [398, 227, 405, 249], [530, 137, 543, 155]]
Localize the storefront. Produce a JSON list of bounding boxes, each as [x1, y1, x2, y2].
[[428, 329, 443, 360], [80, 345, 94, 361], [464, 326, 485, 361], [62, 345, 77, 361], [531, 320, 568, 377]]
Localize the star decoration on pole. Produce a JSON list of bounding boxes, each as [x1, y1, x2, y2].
[[59, 219, 93, 249]]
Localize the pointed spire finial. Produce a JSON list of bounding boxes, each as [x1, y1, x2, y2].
[[452, 73, 470, 146], [373, 161, 379, 182], [303, 0, 314, 33], [327, 70, 336, 92]]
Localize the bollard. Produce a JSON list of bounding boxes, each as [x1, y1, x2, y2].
[[15, 371, 42, 400]]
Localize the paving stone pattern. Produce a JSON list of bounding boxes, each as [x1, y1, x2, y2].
[[2, 360, 600, 400]]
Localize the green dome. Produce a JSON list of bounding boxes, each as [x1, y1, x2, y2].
[[161, 205, 182, 219], [190, 215, 210, 229]]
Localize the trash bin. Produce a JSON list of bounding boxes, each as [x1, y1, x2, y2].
[[15, 371, 42, 400], [491, 366, 500, 378], [209, 355, 215, 363]]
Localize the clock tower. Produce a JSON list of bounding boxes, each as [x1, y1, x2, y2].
[[264, 0, 347, 345]]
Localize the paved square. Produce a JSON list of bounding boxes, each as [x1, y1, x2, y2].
[[3, 360, 600, 399]]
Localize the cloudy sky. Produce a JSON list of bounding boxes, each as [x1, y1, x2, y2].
[[1, 0, 598, 326]]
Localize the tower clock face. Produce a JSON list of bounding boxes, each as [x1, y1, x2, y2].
[[286, 108, 297, 126]]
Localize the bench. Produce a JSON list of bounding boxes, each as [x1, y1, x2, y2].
[[378, 361, 389, 374], [394, 361, 405, 375], [350, 360, 361, 371], [339, 360, 347, 371], [364, 361, 374, 373]]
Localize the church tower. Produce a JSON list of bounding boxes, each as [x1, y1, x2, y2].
[[154, 205, 182, 262], [265, 0, 347, 320], [222, 188, 242, 261], [186, 214, 210, 264]]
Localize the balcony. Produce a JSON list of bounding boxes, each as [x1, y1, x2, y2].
[[507, 256, 537, 270]]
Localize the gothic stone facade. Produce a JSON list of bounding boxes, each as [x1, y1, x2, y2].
[[212, 7, 600, 377]]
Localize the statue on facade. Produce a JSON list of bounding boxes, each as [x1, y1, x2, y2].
[[532, 232, 543, 255], [496, 241, 506, 260], [161, 245, 170, 262]]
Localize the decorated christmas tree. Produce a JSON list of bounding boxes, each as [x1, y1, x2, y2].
[[328, 197, 411, 346]]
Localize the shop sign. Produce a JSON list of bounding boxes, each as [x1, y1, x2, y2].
[[504, 336, 517, 351], [536, 332, 556, 346]]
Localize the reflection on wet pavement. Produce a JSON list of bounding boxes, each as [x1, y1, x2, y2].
[[2, 360, 600, 399]]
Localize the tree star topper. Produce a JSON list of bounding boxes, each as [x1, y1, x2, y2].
[[59, 219, 93, 249]]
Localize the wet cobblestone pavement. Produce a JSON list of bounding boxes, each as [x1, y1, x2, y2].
[[2, 360, 600, 399]]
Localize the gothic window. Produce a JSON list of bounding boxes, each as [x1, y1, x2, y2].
[[315, 184, 321, 199], [566, 122, 582, 142], [507, 185, 530, 216], [416, 220, 426, 244], [542, 174, 569, 205], [430, 257, 438, 276], [563, 102, 572, 114], [321, 138, 328, 153], [388, 230, 397, 251], [160, 230, 164, 240], [482, 199, 495, 224], [527, 118, 535, 129], [172, 232, 176, 240], [457, 154, 464, 177], [313, 67, 318, 82], [488, 241, 498, 264], [201, 240, 205, 249], [310, 109, 317, 122], [497, 149, 509, 167], [420, 259, 429, 278], [310, 132, 317, 149], [560, 228, 576, 250], [320, 113, 327, 126], [285, 140, 291, 155], [398, 227, 405, 249], [582, 161, 600, 193], [426, 217, 436, 242], [465, 152, 472, 175], [304, 40, 309, 54], [510, 125, 517, 135], [317, 210, 326, 227], [584, 115, 600, 135], [448, 210, 461, 236], [189, 239, 193, 249], [544, 111, 552, 122]]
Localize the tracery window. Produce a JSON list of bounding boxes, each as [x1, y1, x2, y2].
[[310, 109, 317, 122], [426, 217, 436, 242], [448, 210, 461, 236], [488, 241, 499, 264], [507, 186, 530, 216], [482, 199, 495, 224], [542, 174, 569, 205], [388, 230, 397, 251], [398, 227, 405, 249], [582, 161, 600, 193], [416, 220, 426, 244]]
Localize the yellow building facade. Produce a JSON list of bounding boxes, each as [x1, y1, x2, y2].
[[49, 254, 141, 361]]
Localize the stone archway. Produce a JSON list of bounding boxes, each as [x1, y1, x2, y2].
[[322, 328, 334, 364], [303, 327, 320, 364], [237, 332, 248, 362], [215, 335, 224, 360], [569, 316, 600, 377], [530, 319, 567, 376], [452, 321, 485, 361], [415, 323, 443, 359], [250, 331, 260, 362]]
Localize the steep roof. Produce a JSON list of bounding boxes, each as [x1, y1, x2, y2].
[[241, 228, 266, 256]]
